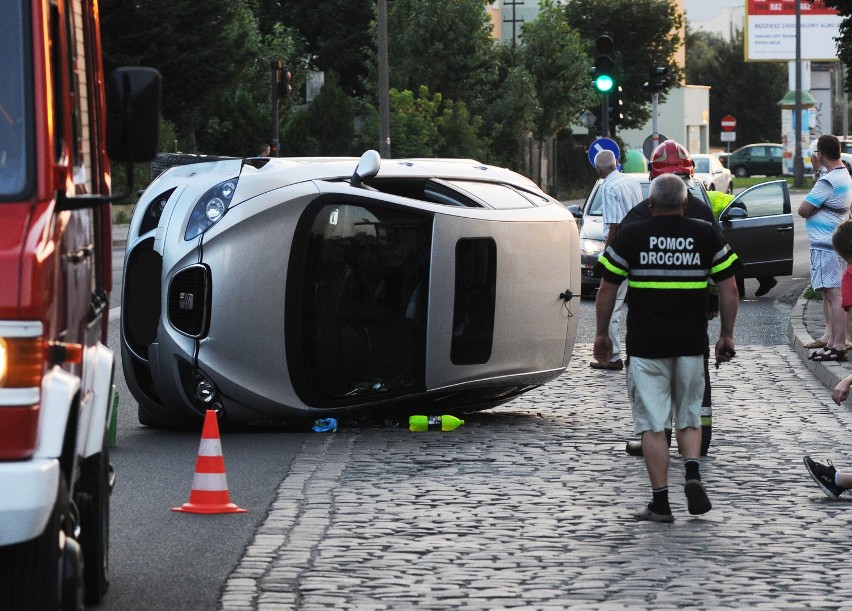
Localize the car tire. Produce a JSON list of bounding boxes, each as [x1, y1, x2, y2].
[[708, 184, 715, 192], [726, 181, 734, 194], [734, 166, 749, 178], [0, 475, 71, 610], [78, 434, 111, 604]]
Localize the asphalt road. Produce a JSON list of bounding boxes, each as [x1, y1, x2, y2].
[[103, 303, 309, 611]]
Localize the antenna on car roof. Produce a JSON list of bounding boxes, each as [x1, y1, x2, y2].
[[351, 150, 381, 187]]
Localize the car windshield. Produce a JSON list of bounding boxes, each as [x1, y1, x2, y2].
[[694, 158, 710, 173], [585, 176, 708, 217], [0, 0, 32, 199]]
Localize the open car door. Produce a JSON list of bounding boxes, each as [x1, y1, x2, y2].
[[717, 180, 794, 278]]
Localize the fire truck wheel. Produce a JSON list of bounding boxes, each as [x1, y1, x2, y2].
[[78, 434, 110, 604]]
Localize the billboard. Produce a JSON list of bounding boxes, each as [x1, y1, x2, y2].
[[746, 0, 841, 61]]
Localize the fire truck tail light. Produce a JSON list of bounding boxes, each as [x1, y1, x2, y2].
[[0, 336, 45, 388]]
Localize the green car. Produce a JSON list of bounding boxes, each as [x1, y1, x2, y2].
[[720, 143, 783, 178]]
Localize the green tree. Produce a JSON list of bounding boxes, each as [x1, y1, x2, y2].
[[520, 0, 593, 142], [100, 0, 305, 156], [281, 72, 356, 156], [386, 0, 499, 113], [483, 63, 540, 171], [263, 0, 374, 96], [564, 0, 684, 130], [686, 29, 786, 146]]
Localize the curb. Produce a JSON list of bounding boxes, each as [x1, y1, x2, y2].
[[788, 292, 852, 405], [112, 224, 128, 250]]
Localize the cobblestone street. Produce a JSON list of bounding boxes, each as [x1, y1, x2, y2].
[[222, 342, 852, 610]]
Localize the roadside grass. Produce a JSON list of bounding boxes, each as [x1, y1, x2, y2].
[[735, 175, 815, 192]]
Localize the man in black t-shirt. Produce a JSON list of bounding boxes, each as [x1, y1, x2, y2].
[[620, 189, 718, 458], [593, 173, 741, 523]]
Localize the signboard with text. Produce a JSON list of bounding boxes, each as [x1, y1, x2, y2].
[[746, 0, 841, 61]]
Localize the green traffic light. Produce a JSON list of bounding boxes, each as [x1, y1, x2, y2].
[[595, 74, 614, 93]]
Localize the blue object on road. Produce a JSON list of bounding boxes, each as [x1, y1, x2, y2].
[[312, 418, 337, 433]]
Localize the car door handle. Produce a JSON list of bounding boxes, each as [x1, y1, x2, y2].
[[775, 226, 793, 233]]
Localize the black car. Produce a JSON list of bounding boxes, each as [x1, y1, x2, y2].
[[567, 176, 794, 295]]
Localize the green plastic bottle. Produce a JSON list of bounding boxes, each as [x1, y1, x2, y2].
[[409, 415, 464, 432]]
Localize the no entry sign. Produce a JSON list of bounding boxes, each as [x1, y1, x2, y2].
[[721, 115, 737, 132]]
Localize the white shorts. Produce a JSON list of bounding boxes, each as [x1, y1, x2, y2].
[[627, 355, 705, 434], [810, 248, 845, 290]]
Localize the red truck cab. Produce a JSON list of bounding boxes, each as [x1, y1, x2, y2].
[[0, 0, 158, 607]]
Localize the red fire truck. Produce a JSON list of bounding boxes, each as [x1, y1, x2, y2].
[[0, 0, 158, 607]]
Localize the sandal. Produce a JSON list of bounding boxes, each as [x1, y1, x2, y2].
[[810, 348, 848, 362]]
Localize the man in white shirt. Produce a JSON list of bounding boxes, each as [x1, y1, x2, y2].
[[590, 149, 643, 370]]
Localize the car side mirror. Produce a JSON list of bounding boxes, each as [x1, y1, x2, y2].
[[352, 150, 381, 187], [566, 204, 582, 219], [721, 206, 748, 221]]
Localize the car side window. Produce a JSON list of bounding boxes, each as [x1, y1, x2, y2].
[[770, 147, 782, 159], [733, 181, 785, 217], [750, 147, 764, 158]]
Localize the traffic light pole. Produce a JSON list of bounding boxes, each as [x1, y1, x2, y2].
[[651, 92, 660, 151], [601, 93, 609, 138]]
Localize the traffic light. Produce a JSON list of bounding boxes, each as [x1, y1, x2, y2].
[[277, 66, 292, 97], [609, 86, 624, 127], [643, 66, 668, 93], [591, 33, 615, 94]]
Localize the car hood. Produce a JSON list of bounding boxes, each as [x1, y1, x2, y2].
[[579, 215, 604, 241]]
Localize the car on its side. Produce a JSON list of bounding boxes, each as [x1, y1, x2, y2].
[[121, 151, 581, 429], [719, 143, 783, 178], [692, 153, 733, 194], [567, 176, 794, 295]]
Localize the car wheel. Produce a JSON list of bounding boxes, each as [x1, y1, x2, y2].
[[734, 166, 749, 178], [0, 475, 72, 610], [708, 184, 715, 192], [78, 434, 110, 604], [726, 181, 734, 194]]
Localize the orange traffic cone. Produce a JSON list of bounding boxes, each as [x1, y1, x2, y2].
[[172, 410, 247, 514]]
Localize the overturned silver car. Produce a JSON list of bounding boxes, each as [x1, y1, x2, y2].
[[121, 151, 580, 428]]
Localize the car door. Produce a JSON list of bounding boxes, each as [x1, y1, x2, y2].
[[717, 180, 793, 278]]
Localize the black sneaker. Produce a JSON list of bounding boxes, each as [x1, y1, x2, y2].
[[684, 479, 712, 515], [804, 456, 845, 500]]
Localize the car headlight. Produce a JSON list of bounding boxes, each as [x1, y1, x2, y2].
[[185, 177, 239, 240], [580, 239, 605, 255]]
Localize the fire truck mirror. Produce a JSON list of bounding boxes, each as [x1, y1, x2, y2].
[[106, 67, 161, 163]]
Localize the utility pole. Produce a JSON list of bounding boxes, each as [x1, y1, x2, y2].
[[271, 61, 280, 157], [793, 0, 804, 187], [502, 0, 524, 49], [378, 0, 391, 158]]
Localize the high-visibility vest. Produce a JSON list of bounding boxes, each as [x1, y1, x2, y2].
[[707, 190, 734, 219]]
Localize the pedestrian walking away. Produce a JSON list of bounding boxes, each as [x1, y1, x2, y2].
[[588, 149, 643, 371], [619, 141, 718, 458], [593, 172, 742, 522], [798, 134, 852, 362]]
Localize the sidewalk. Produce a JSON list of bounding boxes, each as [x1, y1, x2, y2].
[[788, 293, 852, 404]]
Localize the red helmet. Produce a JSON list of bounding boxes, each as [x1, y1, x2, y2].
[[649, 140, 694, 178]]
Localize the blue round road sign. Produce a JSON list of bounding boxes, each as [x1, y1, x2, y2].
[[587, 137, 621, 167]]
